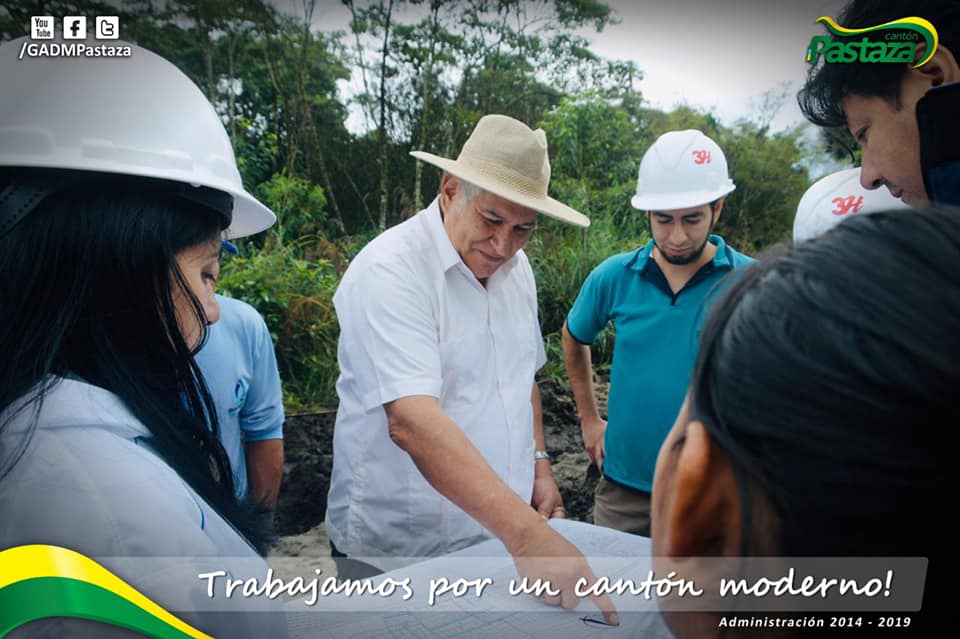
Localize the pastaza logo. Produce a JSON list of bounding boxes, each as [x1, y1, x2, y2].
[[807, 16, 938, 67], [0, 545, 211, 639]]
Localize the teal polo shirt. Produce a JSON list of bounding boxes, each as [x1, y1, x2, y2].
[[566, 235, 754, 492]]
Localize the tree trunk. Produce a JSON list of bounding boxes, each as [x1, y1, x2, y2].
[[413, 1, 442, 212], [296, 0, 347, 235], [377, 0, 395, 231], [343, 0, 376, 130], [194, 3, 215, 100], [260, 33, 299, 175], [227, 36, 237, 144]]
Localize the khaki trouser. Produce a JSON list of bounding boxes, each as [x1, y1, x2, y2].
[[592, 475, 652, 536]]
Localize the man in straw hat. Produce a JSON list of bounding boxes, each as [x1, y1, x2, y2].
[[325, 114, 617, 623]]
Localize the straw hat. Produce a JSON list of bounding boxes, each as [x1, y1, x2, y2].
[[410, 114, 589, 227]]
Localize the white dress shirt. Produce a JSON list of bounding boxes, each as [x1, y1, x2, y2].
[[325, 197, 547, 562], [0, 377, 287, 637]]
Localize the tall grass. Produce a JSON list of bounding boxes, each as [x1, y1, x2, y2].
[[526, 212, 649, 382]]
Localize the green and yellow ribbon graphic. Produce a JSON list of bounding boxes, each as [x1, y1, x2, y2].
[[0, 545, 212, 639], [816, 16, 939, 67]]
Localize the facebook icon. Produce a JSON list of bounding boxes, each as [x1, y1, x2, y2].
[[63, 16, 86, 39]]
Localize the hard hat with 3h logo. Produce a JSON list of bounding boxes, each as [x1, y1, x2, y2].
[[793, 167, 908, 243], [631, 129, 736, 211]]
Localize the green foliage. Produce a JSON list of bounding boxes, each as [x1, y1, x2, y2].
[[553, 0, 614, 31], [217, 238, 341, 412], [526, 215, 649, 381], [539, 94, 647, 220], [716, 120, 810, 251], [235, 119, 281, 187], [343, 0, 635, 216], [255, 173, 336, 243]]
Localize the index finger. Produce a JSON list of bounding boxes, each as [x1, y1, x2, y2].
[[591, 590, 619, 626], [580, 568, 618, 625]]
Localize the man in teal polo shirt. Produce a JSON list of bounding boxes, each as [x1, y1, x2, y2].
[[562, 129, 754, 535]]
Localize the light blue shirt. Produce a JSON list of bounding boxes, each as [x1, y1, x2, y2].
[[195, 295, 284, 500], [0, 377, 288, 637]]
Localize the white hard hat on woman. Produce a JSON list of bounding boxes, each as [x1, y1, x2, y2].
[[0, 36, 274, 239]]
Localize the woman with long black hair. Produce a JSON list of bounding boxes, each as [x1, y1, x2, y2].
[[0, 38, 287, 637]]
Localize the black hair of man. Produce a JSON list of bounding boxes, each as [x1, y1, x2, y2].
[[798, 0, 960, 128]]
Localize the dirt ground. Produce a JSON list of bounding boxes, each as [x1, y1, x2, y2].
[[272, 378, 607, 563]]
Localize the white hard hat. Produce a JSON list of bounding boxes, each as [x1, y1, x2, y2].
[[631, 129, 735, 211], [0, 37, 275, 239], [793, 168, 908, 243]]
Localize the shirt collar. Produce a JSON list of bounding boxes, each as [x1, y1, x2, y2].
[[424, 197, 464, 273], [628, 240, 656, 272], [630, 235, 735, 273], [423, 196, 522, 284], [707, 235, 735, 270]]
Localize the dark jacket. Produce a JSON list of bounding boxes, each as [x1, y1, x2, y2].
[[918, 82, 960, 206]]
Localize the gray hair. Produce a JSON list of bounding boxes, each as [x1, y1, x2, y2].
[[456, 178, 483, 208]]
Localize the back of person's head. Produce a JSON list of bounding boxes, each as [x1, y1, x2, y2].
[[0, 38, 276, 552], [694, 207, 954, 556], [687, 207, 954, 630], [798, 0, 960, 128]]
